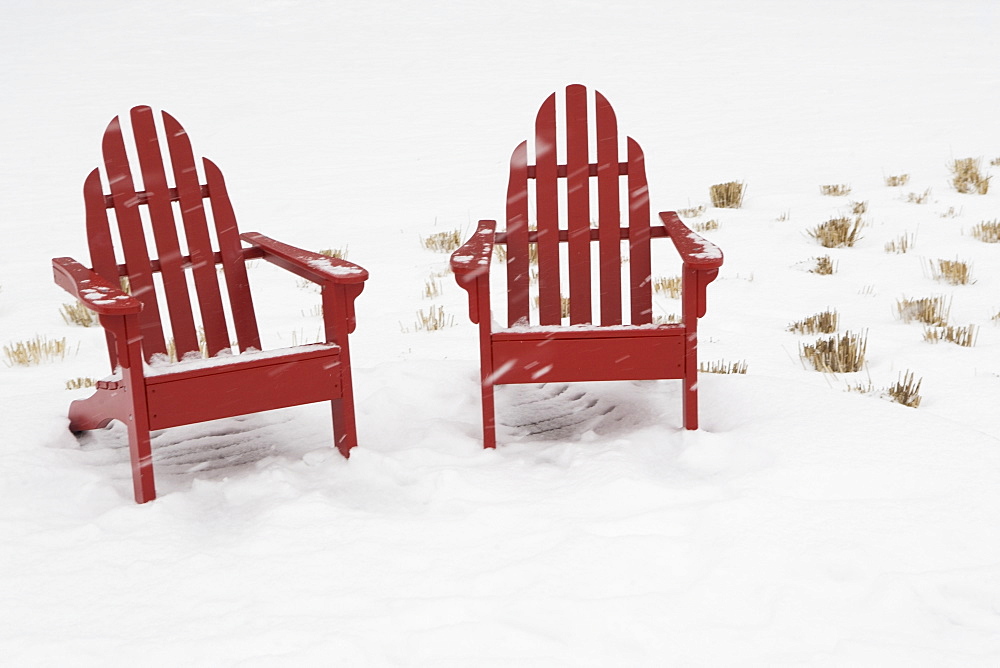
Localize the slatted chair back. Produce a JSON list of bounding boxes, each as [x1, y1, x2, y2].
[[500, 84, 653, 328], [84, 106, 261, 365]]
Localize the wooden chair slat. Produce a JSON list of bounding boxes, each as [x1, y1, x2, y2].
[[565, 84, 592, 325], [83, 168, 124, 369], [534, 93, 561, 326], [627, 138, 652, 324], [130, 107, 200, 359], [595, 91, 622, 325], [505, 141, 531, 326], [101, 116, 168, 359], [162, 111, 232, 357], [203, 159, 262, 352]]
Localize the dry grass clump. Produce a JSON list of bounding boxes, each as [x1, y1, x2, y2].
[[992, 310, 1000, 323], [849, 200, 868, 215], [709, 181, 746, 209], [787, 309, 839, 335], [800, 330, 867, 373], [924, 324, 978, 347], [318, 247, 348, 259], [652, 275, 682, 299], [896, 295, 950, 326], [4, 335, 70, 366], [929, 258, 974, 285], [493, 243, 538, 265], [808, 216, 865, 248], [820, 184, 851, 196], [991, 157, 1000, 167], [949, 157, 990, 194], [970, 219, 1000, 243], [654, 314, 682, 325], [677, 205, 706, 218], [404, 306, 456, 332], [886, 370, 923, 408], [884, 174, 910, 187], [423, 277, 442, 299], [884, 233, 914, 254], [940, 206, 961, 218], [60, 301, 97, 327], [693, 219, 719, 233], [699, 359, 748, 374], [906, 189, 931, 204], [810, 255, 837, 275], [65, 377, 97, 390], [532, 294, 571, 318], [421, 229, 463, 253]]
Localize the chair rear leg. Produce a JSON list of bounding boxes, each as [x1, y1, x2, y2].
[[126, 414, 156, 503], [481, 381, 497, 449], [331, 397, 358, 458], [683, 376, 699, 430]]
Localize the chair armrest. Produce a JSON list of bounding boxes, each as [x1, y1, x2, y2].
[[240, 232, 369, 285], [52, 257, 142, 315], [450, 220, 497, 325], [450, 220, 496, 280], [658, 212, 724, 269]]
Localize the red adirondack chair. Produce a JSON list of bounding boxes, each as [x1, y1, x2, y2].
[[53, 106, 368, 503], [451, 85, 723, 447]]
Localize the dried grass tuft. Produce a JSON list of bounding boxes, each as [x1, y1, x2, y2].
[[60, 301, 97, 327], [4, 335, 70, 367], [970, 219, 1000, 243], [808, 216, 865, 248], [65, 377, 97, 390], [884, 233, 914, 254], [693, 219, 719, 233], [810, 255, 836, 275], [924, 324, 977, 347], [884, 174, 910, 187], [906, 189, 931, 204], [896, 295, 950, 326], [886, 370, 923, 408], [405, 306, 456, 332], [800, 330, 867, 373], [940, 206, 961, 218], [820, 184, 851, 196], [949, 157, 990, 194], [850, 200, 868, 215], [709, 181, 746, 208], [318, 247, 348, 259], [929, 258, 974, 285], [677, 205, 706, 218], [699, 359, 748, 374], [652, 276, 682, 299], [423, 277, 443, 299], [421, 229, 463, 253], [788, 309, 839, 335], [654, 314, 682, 325]]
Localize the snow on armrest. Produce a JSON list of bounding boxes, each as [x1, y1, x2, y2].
[[658, 212, 724, 269], [52, 257, 142, 315], [240, 232, 369, 284], [450, 219, 496, 280]]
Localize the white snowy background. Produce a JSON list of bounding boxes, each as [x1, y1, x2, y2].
[[2, 0, 1000, 664]]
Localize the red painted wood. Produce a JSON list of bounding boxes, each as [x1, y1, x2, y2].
[[505, 142, 530, 326], [490, 332, 684, 384], [203, 158, 261, 352], [131, 106, 201, 359], [452, 85, 725, 446], [627, 138, 652, 324], [565, 84, 592, 325], [595, 91, 622, 326], [146, 346, 341, 430], [534, 93, 561, 326], [163, 111, 232, 358], [102, 115, 169, 360], [53, 107, 369, 502]]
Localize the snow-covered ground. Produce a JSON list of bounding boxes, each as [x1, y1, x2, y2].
[[2, 1, 1000, 664]]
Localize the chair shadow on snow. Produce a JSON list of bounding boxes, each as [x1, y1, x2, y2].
[[74, 408, 320, 493], [494, 380, 667, 443]]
